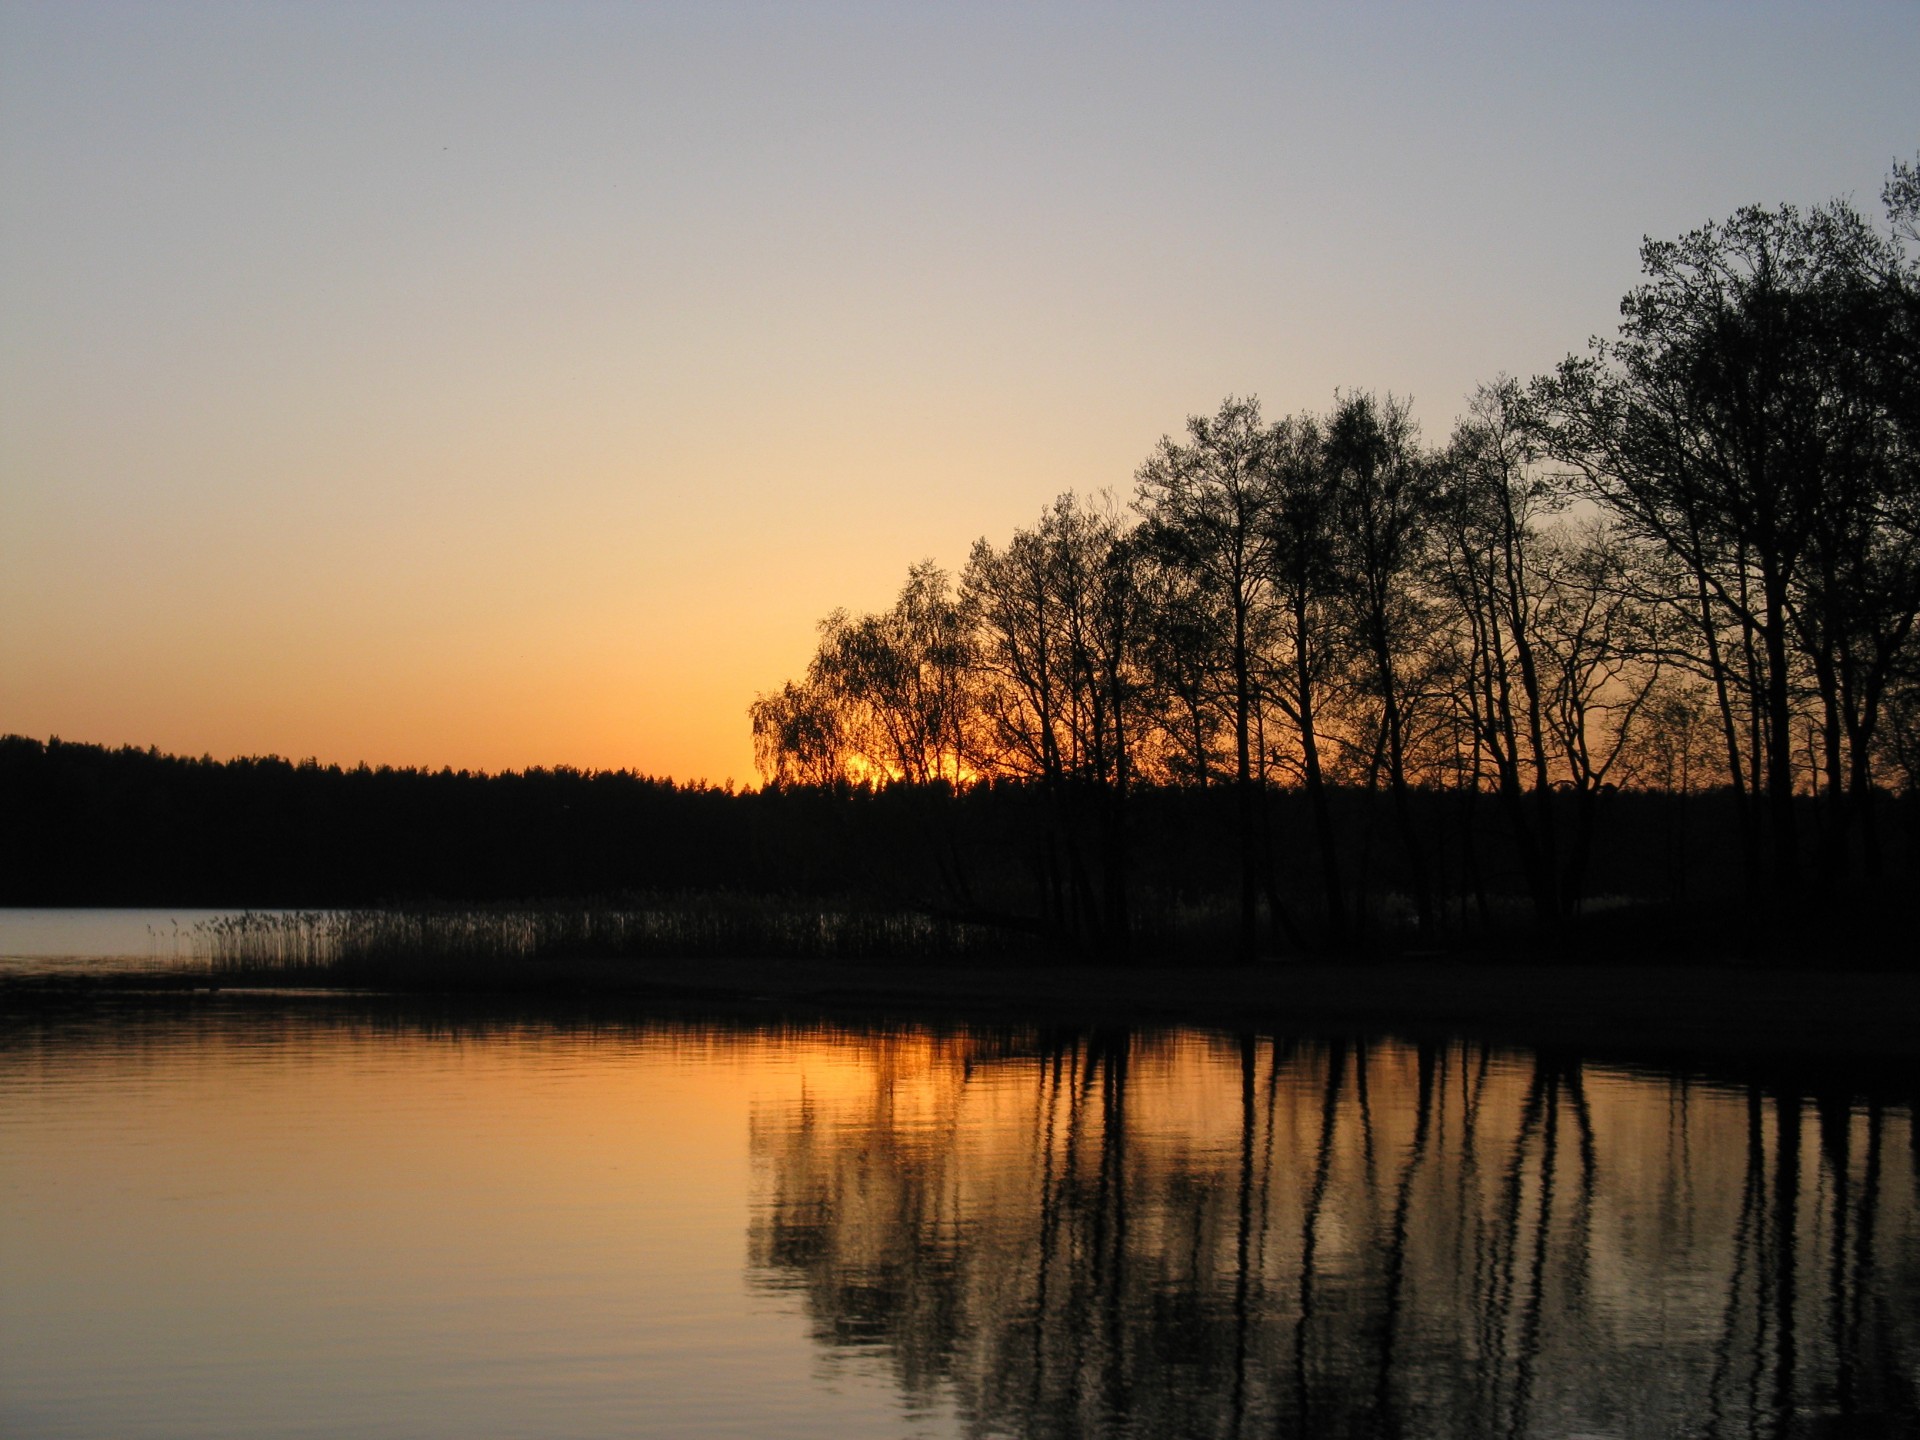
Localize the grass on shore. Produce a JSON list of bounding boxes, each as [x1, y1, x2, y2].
[[195, 898, 1029, 985], [6, 897, 1912, 1078]]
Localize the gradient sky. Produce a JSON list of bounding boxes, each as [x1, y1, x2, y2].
[[3, 2, 1915, 783]]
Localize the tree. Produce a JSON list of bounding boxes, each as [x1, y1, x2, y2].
[[1535, 192, 1920, 892], [1260, 409, 1354, 943], [1135, 398, 1285, 959], [749, 676, 847, 787], [1434, 378, 1565, 927], [964, 494, 1153, 953], [1790, 164, 1920, 875], [755, 562, 972, 788], [1530, 519, 1666, 915], [1326, 391, 1440, 936]]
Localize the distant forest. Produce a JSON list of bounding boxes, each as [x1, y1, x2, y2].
[[8, 165, 1918, 963], [3, 731, 1897, 961]]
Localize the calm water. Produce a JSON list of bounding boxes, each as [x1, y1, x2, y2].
[[0, 907, 246, 974], [2, 994, 1915, 1439]]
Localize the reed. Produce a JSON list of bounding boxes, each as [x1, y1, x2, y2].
[[194, 895, 1032, 986]]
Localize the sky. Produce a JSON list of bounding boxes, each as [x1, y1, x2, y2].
[[3, 2, 1915, 785]]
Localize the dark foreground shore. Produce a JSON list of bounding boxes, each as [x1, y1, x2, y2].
[[10, 955, 1919, 1077]]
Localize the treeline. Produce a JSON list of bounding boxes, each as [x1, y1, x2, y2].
[[0, 733, 1245, 919], [0, 734, 755, 906], [752, 164, 1920, 959], [0, 732, 1783, 960]]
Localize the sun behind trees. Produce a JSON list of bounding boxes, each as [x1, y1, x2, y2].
[[752, 160, 1920, 963]]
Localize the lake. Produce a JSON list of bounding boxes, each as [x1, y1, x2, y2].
[[0, 907, 242, 974], [2, 915, 1916, 1438]]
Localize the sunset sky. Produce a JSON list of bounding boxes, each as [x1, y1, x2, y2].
[[3, 2, 1915, 784]]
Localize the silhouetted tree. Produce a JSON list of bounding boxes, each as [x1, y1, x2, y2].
[[1260, 409, 1355, 943], [750, 676, 847, 786], [731, 162, 1920, 953], [964, 494, 1154, 953], [1326, 391, 1441, 936], [1434, 377, 1568, 929], [1790, 167, 1920, 875], [1135, 397, 1286, 959], [761, 561, 973, 787], [1535, 179, 1920, 896], [1528, 518, 1666, 914]]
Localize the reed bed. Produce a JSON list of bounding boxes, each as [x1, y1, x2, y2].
[[194, 896, 1030, 986]]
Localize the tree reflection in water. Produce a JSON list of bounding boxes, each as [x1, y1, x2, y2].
[[747, 1029, 1918, 1439]]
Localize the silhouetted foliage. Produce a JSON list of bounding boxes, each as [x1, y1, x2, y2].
[[1534, 179, 1920, 893], [748, 160, 1920, 959]]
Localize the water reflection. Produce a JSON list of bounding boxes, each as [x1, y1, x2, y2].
[[0, 906, 236, 973], [748, 1030, 1920, 1440], [4, 1002, 1915, 1439]]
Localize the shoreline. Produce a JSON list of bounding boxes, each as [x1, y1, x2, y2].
[[7, 954, 1918, 1077]]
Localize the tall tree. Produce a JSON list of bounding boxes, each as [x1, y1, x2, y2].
[[1435, 381, 1550, 926], [1538, 182, 1920, 892], [1790, 172, 1920, 874], [1326, 391, 1440, 936], [1135, 398, 1283, 959], [1261, 410, 1353, 943], [964, 494, 1152, 953], [1530, 519, 1667, 916]]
